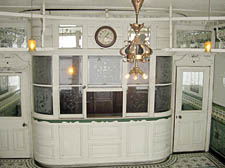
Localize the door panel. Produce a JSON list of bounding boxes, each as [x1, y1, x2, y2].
[[0, 74, 30, 158], [174, 67, 209, 152]]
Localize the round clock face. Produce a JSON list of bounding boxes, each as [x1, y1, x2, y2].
[[95, 26, 117, 48]]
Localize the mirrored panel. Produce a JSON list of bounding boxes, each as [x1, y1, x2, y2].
[[33, 56, 52, 85], [176, 30, 211, 48], [59, 25, 82, 48], [88, 56, 122, 85], [155, 85, 171, 113], [182, 72, 203, 111], [127, 86, 148, 113], [59, 56, 82, 85], [0, 76, 21, 117], [87, 92, 122, 118], [156, 56, 172, 84], [33, 86, 53, 115], [0, 27, 26, 48], [60, 87, 82, 114]]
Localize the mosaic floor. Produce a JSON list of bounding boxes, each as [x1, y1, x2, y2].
[[0, 152, 224, 168]]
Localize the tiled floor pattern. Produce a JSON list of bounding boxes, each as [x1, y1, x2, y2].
[[0, 153, 224, 168]]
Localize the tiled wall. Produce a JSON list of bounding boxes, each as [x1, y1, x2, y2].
[[183, 92, 225, 157]]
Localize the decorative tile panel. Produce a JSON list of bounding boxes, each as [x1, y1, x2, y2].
[[32, 56, 52, 85], [33, 86, 53, 115]]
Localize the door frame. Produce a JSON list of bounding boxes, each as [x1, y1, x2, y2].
[[172, 53, 214, 152]]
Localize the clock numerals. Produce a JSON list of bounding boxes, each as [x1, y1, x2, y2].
[[95, 26, 117, 48]]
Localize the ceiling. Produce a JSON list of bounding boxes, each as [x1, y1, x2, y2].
[[0, 0, 225, 17]]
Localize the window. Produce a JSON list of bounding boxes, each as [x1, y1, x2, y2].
[[32, 56, 53, 115], [59, 56, 83, 115], [0, 27, 26, 48], [59, 25, 82, 48]]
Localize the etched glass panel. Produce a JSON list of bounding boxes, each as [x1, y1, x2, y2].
[[33, 86, 53, 115], [176, 30, 211, 48], [88, 56, 122, 85], [59, 25, 82, 48], [0, 76, 21, 117], [155, 85, 171, 112], [156, 56, 172, 84], [59, 56, 82, 85], [127, 62, 149, 84], [182, 72, 203, 110], [127, 86, 148, 113], [60, 87, 82, 114], [0, 27, 26, 48], [33, 56, 52, 85], [215, 26, 225, 49], [87, 92, 122, 118]]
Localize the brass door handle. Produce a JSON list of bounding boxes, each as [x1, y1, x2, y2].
[[23, 123, 28, 127]]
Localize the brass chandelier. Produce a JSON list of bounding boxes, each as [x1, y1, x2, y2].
[[120, 0, 152, 80]]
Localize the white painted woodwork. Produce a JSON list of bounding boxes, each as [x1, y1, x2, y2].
[[0, 53, 32, 158], [173, 67, 210, 152], [33, 118, 172, 166]]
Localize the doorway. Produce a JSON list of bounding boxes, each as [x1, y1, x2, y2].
[[173, 67, 210, 152], [0, 73, 31, 158]]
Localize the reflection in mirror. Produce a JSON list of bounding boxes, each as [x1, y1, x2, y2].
[[182, 72, 203, 110], [0, 76, 21, 117]]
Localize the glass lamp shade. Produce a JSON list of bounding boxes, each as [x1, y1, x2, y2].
[[28, 39, 36, 51], [204, 41, 212, 53]]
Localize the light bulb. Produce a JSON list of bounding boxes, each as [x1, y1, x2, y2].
[[204, 41, 212, 53], [125, 74, 130, 79], [28, 39, 36, 51], [133, 75, 138, 80], [67, 66, 76, 75], [142, 73, 148, 79]]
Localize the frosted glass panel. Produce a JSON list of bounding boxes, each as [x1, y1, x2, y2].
[[0, 76, 21, 117], [33, 86, 53, 115], [127, 62, 149, 84], [155, 85, 171, 112], [0, 27, 26, 48], [182, 72, 203, 110], [60, 87, 82, 114], [156, 56, 172, 84], [127, 86, 148, 113], [59, 56, 82, 85], [88, 56, 121, 85], [33, 56, 52, 85]]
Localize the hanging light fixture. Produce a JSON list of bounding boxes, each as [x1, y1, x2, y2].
[[120, 0, 152, 80], [28, 0, 36, 51], [204, 0, 212, 53]]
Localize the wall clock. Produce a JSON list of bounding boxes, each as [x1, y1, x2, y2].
[[95, 26, 117, 48]]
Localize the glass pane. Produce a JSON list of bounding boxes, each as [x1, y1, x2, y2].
[[0, 27, 26, 48], [59, 56, 82, 85], [127, 62, 149, 84], [88, 56, 122, 85], [33, 86, 53, 115], [128, 26, 151, 44], [155, 85, 171, 112], [176, 30, 211, 48], [215, 26, 225, 49], [87, 92, 122, 118], [182, 72, 203, 110], [33, 56, 52, 85], [127, 86, 148, 113], [156, 56, 172, 84], [0, 76, 21, 117], [60, 87, 82, 114], [59, 25, 82, 48]]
